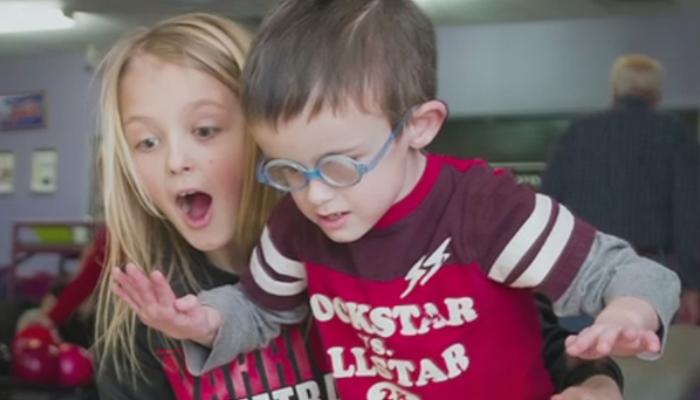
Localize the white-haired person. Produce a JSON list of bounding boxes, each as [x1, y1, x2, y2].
[[543, 54, 700, 325]]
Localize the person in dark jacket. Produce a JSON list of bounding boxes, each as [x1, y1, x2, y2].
[[542, 53, 700, 325]]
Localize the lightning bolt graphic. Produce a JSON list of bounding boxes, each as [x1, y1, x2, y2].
[[400, 237, 452, 299]]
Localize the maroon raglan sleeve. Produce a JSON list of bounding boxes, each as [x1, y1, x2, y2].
[[461, 165, 596, 299], [241, 196, 309, 311]]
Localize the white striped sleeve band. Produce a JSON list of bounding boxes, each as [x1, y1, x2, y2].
[[249, 227, 307, 296], [488, 194, 576, 288], [511, 204, 574, 287], [488, 194, 552, 282], [260, 227, 306, 280], [250, 250, 307, 296]]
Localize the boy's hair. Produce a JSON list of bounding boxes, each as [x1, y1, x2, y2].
[[94, 13, 278, 382], [610, 54, 663, 102], [243, 0, 437, 128]]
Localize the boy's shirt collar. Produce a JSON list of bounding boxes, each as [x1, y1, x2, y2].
[[374, 153, 441, 230]]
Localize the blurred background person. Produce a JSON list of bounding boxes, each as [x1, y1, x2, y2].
[[542, 54, 700, 325], [15, 226, 105, 347]]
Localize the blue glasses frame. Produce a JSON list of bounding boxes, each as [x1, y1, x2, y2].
[[257, 111, 412, 192]]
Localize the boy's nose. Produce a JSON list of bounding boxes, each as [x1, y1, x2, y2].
[[305, 179, 334, 206]]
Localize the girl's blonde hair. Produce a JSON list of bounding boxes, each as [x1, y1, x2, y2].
[[94, 13, 278, 381]]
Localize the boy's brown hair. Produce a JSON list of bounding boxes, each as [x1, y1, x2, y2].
[[243, 0, 437, 128]]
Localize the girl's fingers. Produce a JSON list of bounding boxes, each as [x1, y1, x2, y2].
[[111, 267, 128, 288], [151, 270, 176, 306], [126, 263, 158, 306], [118, 264, 145, 306], [112, 267, 144, 307], [112, 281, 143, 317]]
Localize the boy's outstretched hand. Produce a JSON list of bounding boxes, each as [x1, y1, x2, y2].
[[111, 263, 222, 346], [565, 296, 660, 359]]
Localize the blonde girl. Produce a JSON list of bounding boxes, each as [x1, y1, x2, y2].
[[95, 13, 331, 399]]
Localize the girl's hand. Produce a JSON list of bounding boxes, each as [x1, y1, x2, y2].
[[551, 375, 623, 400], [111, 263, 222, 346]]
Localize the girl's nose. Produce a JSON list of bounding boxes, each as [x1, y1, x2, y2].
[[166, 140, 193, 175]]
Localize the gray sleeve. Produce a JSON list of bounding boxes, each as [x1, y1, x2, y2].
[[182, 283, 308, 376], [552, 231, 680, 359]]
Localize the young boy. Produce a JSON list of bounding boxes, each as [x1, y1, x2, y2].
[[117, 1, 679, 398]]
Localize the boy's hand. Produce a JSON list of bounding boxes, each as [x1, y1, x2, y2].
[[565, 296, 660, 359], [111, 263, 222, 346], [551, 375, 622, 400]]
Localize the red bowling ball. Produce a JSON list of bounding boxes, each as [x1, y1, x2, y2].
[[11, 337, 60, 385], [14, 324, 59, 347], [57, 343, 94, 387]]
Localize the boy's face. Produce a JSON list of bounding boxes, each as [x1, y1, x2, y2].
[[253, 103, 426, 243]]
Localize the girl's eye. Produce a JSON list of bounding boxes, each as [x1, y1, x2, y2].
[[193, 126, 221, 139], [135, 137, 159, 152]]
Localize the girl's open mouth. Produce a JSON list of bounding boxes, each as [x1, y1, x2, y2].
[[176, 191, 213, 228]]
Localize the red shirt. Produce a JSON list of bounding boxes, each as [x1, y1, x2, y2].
[[243, 154, 595, 399]]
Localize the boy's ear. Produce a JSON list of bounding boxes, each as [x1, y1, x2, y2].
[[403, 100, 448, 150]]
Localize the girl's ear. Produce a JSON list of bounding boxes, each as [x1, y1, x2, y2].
[[402, 100, 448, 150]]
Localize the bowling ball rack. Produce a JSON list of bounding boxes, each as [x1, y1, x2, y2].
[[4, 221, 96, 300]]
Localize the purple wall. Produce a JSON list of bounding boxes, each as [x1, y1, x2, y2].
[[1, 12, 700, 274], [0, 52, 96, 271]]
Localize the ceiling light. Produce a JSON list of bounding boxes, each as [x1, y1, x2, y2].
[[0, 2, 75, 34]]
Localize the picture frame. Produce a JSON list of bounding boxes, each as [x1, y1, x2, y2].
[[0, 151, 15, 194], [0, 91, 46, 131], [30, 149, 58, 193]]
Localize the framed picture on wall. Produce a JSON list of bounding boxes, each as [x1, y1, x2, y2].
[[0, 91, 46, 131], [0, 151, 15, 194], [30, 149, 57, 193]]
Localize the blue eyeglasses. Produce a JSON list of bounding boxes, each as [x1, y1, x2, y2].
[[257, 111, 411, 192]]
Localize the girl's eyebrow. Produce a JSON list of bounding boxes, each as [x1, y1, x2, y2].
[[122, 115, 151, 128], [187, 99, 227, 112]]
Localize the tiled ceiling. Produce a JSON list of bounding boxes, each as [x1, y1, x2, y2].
[[0, 0, 698, 57]]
